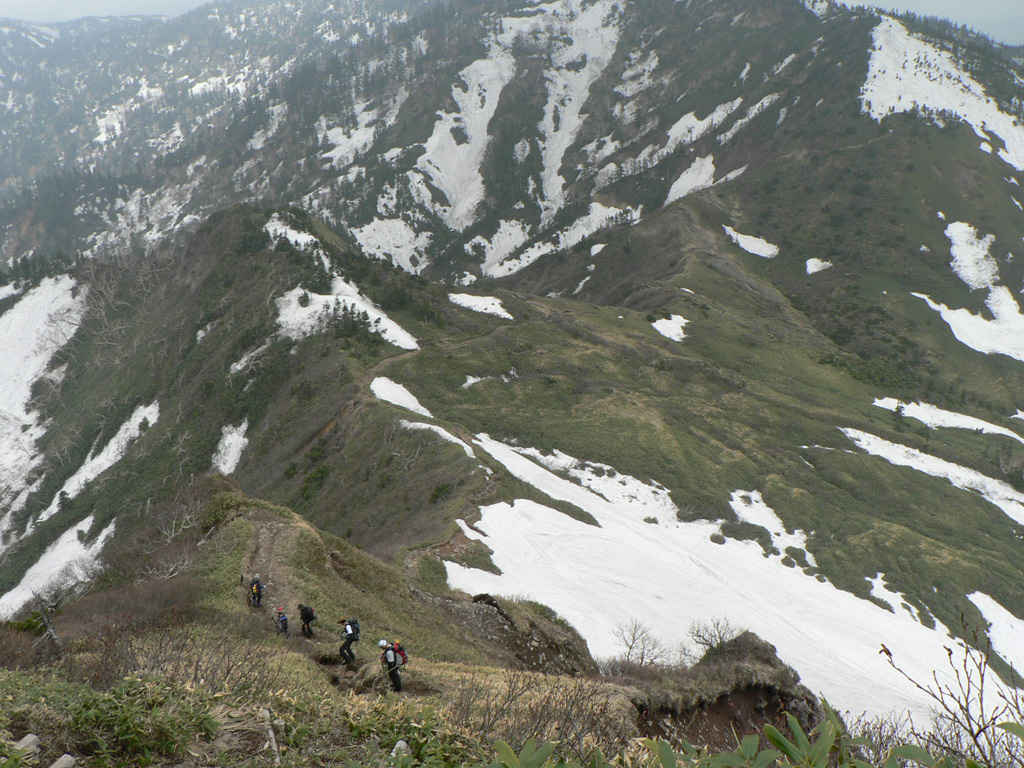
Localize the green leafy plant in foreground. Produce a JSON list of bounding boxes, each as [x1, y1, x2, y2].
[[485, 704, 1024, 768]]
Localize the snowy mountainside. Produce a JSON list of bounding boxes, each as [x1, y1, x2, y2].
[[0, 0, 894, 271], [2, 0, 1024, 720], [2, 201, 1024, 719]]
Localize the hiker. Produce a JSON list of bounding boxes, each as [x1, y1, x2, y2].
[[337, 617, 360, 663], [276, 606, 289, 636], [379, 639, 403, 692], [299, 604, 317, 638], [250, 574, 263, 607]]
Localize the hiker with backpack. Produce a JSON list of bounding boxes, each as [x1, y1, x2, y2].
[[249, 574, 263, 607], [299, 604, 317, 638], [275, 606, 289, 636], [379, 639, 403, 692], [337, 617, 360, 663]]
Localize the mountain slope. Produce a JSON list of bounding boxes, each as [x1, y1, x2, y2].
[[2, 0, 1024, 720]]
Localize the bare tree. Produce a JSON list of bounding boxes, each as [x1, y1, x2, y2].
[[614, 617, 665, 666], [882, 622, 1024, 768], [688, 617, 740, 655]]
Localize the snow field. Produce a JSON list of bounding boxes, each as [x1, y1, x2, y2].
[[361, 382, 1005, 715], [968, 592, 1024, 671], [37, 402, 160, 527], [414, 45, 517, 231], [0, 515, 117, 619], [444, 437, 977, 718], [873, 397, 1024, 446], [448, 293, 513, 319], [861, 18, 1024, 172], [0, 277, 88, 514], [723, 225, 779, 258], [351, 218, 432, 275], [212, 419, 249, 475], [913, 288, 1024, 363]]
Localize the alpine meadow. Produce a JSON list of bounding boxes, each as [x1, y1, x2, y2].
[[2, 0, 1024, 765]]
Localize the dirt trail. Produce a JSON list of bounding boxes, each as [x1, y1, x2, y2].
[[241, 509, 307, 631]]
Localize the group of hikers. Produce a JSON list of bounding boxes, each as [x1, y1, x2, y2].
[[247, 573, 406, 691]]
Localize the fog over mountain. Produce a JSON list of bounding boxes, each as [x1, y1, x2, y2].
[[1, 0, 1023, 44]]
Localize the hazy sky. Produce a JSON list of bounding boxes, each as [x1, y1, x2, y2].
[[0, 0, 1022, 45]]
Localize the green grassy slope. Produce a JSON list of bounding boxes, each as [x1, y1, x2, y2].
[[5, 198, 1022, 653]]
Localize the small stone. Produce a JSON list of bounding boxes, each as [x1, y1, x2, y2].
[[15, 734, 40, 753]]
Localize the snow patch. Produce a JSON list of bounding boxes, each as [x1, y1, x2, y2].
[[212, 419, 249, 475], [730, 490, 814, 563], [352, 218, 432, 275], [868, 573, 921, 621], [265, 214, 319, 250], [839, 428, 1024, 525], [666, 155, 717, 203], [802, 0, 832, 18], [0, 277, 88, 515], [485, 203, 637, 278], [370, 378, 433, 418], [37, 402, 160, 526], [414, 45, 517, 230], [276, 279, 419, 351], [652, 315, 688, 342], [506, 0, 621, 224], [719, 94, 782, 143], [946, 222, 998, 290], [471, 220, 532, 276], [449, 293, 513, 319], [874, 398, 1024, 446], [806, 258, 833, 274], [913, 288, 1024, 363], [968, 592, 1024, 671], [0, 515, 116, 619], [400, 420, 475, 457], [723, 225, 779, 258]]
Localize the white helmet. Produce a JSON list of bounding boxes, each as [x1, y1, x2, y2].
[[378, 639, 388, 648], [254, 573, 260, 580]]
